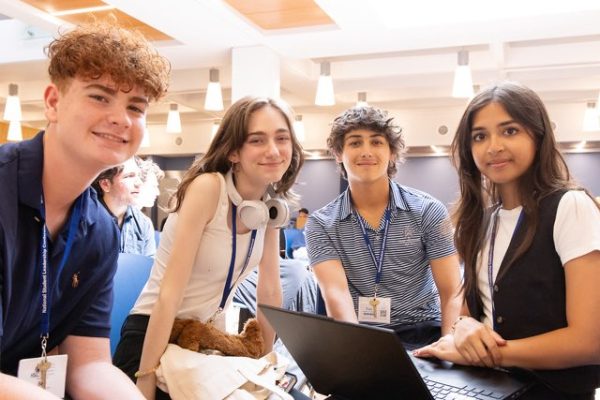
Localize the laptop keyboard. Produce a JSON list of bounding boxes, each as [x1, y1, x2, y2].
[[422, 377, 504, 400]]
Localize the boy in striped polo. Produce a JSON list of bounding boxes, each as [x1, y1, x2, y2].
[[305, 106, 462, 347]]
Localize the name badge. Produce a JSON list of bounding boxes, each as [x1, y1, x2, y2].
[[18, 354, 68, 398], [358, 296, 391, 324]]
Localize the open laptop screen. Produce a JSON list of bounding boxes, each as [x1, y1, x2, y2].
[[259, 304, 532, 400]]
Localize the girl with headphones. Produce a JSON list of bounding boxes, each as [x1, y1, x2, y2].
[[113, 96, 305, 400]]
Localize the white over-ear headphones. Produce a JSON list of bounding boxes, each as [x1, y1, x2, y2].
[[225, 170, 290, 229]]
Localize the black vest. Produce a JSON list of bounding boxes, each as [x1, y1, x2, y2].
[[466, 191, 599, 395]]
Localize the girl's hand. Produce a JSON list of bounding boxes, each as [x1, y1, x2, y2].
[[413, 334, 469, 365], [136, 375, 156, 400], [453, 317, 506, 367]]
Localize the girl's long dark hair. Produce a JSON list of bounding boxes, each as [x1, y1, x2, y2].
[[451, 82, 575, 301]]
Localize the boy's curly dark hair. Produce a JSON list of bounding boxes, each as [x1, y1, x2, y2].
[[327, 106, 405, 179]]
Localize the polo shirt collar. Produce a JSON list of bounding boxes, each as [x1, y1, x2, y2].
[[339, 189, 353, 220], [124, 205, 134, 222], [339, 179, 410, 221], [99, 196, 116, 220], [99, 196, 133, 227], [17, 131, 45, 212], [390, 180, 410, 212], [17, 131, 96, 228], [78, 188, 96, 227]]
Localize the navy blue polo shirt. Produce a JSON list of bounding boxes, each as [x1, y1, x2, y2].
[[0, 132, 120, 375]]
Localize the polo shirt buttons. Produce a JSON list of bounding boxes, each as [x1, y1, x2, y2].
[[493, 285, 499, 293]]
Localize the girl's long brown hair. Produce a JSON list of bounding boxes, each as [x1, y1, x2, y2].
[[171, 96, 304, 212], [451, 82, 575, 300]]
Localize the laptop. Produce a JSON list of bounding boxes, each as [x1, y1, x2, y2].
[[259, 304, 533, 400]]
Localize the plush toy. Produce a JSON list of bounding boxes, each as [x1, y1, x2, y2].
[[169, 317, 264, 359]]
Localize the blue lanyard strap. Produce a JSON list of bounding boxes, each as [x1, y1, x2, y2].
[[219, 204, 257, 310], [355, 207, 391, 296], [39, 195, 82, 338], [487, 208, 523, 329]]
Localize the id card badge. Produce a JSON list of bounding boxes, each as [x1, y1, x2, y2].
[[358, 296, 391, 324], [18, 354, 68, 398]]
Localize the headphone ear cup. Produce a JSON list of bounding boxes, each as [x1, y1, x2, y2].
[[238, 201, 270, 230], [225, 170, 242, 206], [265, 198, 290, 228], [226, 170, 289, 229]]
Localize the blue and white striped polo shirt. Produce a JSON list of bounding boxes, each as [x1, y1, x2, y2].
[[306, 180, 455, 329]]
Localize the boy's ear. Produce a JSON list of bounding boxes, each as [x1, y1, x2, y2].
[[44, 84, 60, 123], [98, 179, 112, 194], [334, 151, 343, 164]]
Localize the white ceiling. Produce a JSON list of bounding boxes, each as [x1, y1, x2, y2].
[[2, 0, 600, 131]]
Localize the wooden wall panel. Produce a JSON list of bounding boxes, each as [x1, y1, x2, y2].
[[59, 10, 172, 41], [0, 122, 40, 144], [225, 0, 334, 30], [21, 0, 172, 41], [22, 0, 105, 14]]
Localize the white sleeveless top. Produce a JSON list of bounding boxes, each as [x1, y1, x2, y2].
[[131, 172, 266, 329]]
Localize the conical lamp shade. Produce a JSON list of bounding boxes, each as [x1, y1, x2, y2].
[[452, 51, 474, 98], [3, 84, 22, 121], [166, 104, 182, 133], [204, 68, 224, 111], [140, 126, 150, 147], [582, 102, 600, 132], [293, 115, 305, 142], [211, 121, 220, 138], [7, 120, 23, 141], [315, 62, 335, 106], [356, 92, 368, 107]]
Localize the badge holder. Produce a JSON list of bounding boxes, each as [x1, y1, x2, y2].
[[18, 336, 68, 398]]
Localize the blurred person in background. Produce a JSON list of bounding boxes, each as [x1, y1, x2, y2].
[[136, 159, 165, 210], [93, 157, 156, 257]]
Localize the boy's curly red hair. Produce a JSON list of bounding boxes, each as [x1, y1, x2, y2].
[[46, 19, 170, 101]]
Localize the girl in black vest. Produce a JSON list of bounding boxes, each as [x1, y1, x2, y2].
[[414, 82, 600, 399]]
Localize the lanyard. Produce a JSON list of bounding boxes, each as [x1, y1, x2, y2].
[[487, 207, 523, 329], [39, 195, 82, 341], [219, 204, 257, 311], [355, 207, 391, 297]]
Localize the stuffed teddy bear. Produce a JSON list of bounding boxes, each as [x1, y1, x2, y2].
[[169, 317, 264, 359]]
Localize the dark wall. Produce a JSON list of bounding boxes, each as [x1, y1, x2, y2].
[[152, 155, 195, 172], [564, 153, 600, 196], [151, 152, 600, 225], [392, 153, 600, 206], [150, 157, 342, 223], [390, 153, 600, 208], [292, 159, 341, 214], [394, 157, 459, 208], [291, 157, 461, 212]]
